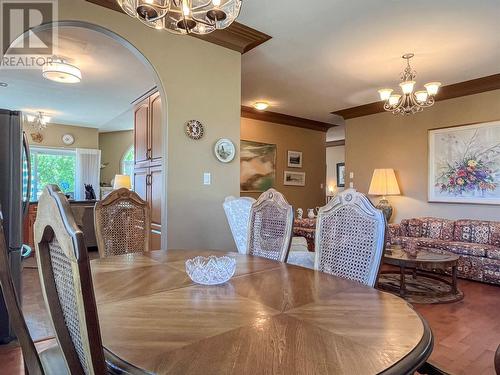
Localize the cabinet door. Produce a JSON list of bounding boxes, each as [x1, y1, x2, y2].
[[149, 165, 162, 226], [150, 92, 163, 164], [134, 98, 149, 166], [133, 168, 148, 202]]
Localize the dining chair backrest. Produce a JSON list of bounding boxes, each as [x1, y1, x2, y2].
[[223, 196, 256, 254], [0, 208, 44, 375], [314, 189, 386, 287], [35, 185, 106, 374], [94, 188, 151, 257], [247, 189, 293, 262]]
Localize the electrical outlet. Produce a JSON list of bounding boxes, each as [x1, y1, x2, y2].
[[203, 172, 211, 185], [349, 182, 354, 188]]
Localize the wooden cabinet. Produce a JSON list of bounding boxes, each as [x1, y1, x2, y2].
[[134, 99, 149, 166], [133, 90, 163, 250]]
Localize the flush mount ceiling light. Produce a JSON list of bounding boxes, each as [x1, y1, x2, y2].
[[378, 53, 441, 115], [26, 111, 51, 130], [252, 101, 269, 111], [116, 0, 241, 35], [42, 59, 82, 84], [0, 82, 8, 87]]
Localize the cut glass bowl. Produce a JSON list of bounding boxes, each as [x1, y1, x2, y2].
[[185, 255, 236, 285]]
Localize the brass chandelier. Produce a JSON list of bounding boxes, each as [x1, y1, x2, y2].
[[378, 53, 441, 115], [117, 0, 242, 35]]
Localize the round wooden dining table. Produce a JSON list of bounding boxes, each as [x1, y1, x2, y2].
[[90, 250, 433, 375]]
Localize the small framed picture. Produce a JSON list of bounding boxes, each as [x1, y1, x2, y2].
[[287, 150, 302, 168], [284, 171, 306, 186], [336, 162, 345, 187]]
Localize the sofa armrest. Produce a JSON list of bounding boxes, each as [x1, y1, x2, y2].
[[386, 223, 403, 245]]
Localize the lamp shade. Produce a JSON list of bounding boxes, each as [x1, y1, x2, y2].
[[113, 174, 132, 190], [368, 169, 400, 196]]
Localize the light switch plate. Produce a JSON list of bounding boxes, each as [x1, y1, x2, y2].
[[203, 172, 211, 185], [349, 172, 354, 179]]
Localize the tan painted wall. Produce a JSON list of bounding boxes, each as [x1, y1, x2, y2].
[[23, 122, 98, 149], [241, 118, 326, 211], [346, 89, 500, 223], [55, 0, 241, 250], [326, 145, 345, 193], [98, 130, 133, 185]]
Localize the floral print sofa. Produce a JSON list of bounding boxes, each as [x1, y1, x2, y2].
[[387, 217, 500, 285]]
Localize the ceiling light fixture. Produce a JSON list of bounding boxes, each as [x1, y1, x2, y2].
[[378, 53, 441, 115], [42, 58, 82, 84], [117, 0, 241, 35], [26, 112, 51, 130], [253, 101, 269, 111], [0, 82, 8, 87]]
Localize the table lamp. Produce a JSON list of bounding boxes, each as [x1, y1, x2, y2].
[[113, 174, 132, 190], [368, 168, 400, 221]]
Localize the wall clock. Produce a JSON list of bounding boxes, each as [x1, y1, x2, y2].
[[214, 138, 236, 163], [62, 133, 75, 145], [185, 120, 204, 140]]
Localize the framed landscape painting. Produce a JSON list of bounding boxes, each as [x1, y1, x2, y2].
[[240, 140, 276, 192], [284, 171, 305, 186], [428, 120, 500, 204]]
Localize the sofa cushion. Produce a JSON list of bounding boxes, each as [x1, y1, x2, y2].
[[486, 247, 500, 260], [421, 218, 455, 240], [411, 237, 485, 257], [453, 219, 498, 245]]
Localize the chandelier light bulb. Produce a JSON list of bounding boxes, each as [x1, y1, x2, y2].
[[415, 90, 428, 103], [399, 80, 415, 95], [212, 0, 221, 6], [182, 0, 190, 16], [378, 88, 393, 101], [388, 95, 401, 106], [424, 82, 441, 96]]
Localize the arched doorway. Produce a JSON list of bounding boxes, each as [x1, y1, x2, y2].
[[3, 20, 169, 249]]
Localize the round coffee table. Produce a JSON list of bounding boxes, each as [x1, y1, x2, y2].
[[380, 246, 463, 303]]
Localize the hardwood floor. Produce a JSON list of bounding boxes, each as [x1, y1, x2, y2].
[[414, 279, 500, 375], [1, 264, 499, 374]]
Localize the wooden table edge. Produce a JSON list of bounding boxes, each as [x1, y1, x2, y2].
[[380, 309, 433, 375]]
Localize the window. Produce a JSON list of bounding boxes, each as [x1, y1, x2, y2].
[[30, 147, 76, 201], [121, 145, 134, 179]]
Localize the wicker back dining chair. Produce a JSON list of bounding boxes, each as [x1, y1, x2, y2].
[[94, 188, 150, 257], [247, 189, 293, 262], [0, 207, 70, 375], [34, 185, 107, 374], [223, 196, 256, 254], [314, 189, 386, 287]]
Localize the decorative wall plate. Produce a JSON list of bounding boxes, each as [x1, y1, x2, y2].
[[62, 133, 75, 145], [185, 120, 204, 140], [214, 138, 236, 163]]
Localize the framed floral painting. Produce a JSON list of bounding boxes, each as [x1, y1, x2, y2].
[[428, 120, 500, 204]]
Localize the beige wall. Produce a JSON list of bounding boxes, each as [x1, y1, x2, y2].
[[326, 145, 345, 193], [98, 130, 133, 185], [346, 89, 500, 223], [55, 0, 241, 250], [241, 118, 326, 211], [23, 122, 98, 149]]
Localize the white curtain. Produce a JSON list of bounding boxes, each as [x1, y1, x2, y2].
[[75, 148, 101, 200]]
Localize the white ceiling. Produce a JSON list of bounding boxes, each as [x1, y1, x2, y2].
[[239, 0, 500, 124], [0, 26, 155, 131]]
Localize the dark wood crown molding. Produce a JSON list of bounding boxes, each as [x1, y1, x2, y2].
[[85, 0, 271, 54], [241, 106, 336, 132], [332, 73, 500, 120], [326, 140, 345, 147]]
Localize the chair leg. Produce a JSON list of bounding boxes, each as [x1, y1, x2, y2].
[[416, 361, 450, 375]]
